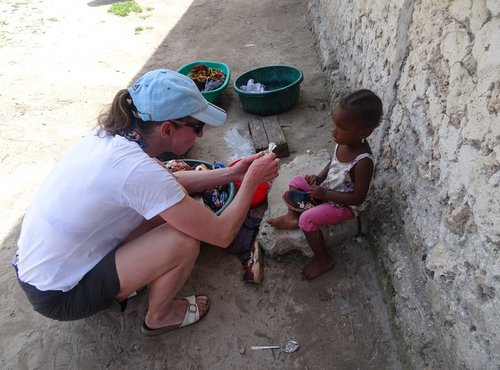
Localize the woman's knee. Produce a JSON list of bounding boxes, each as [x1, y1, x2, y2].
[[179, 234, 200, 260], [124, 223, 200, 264], [168, 230, 200, 263]]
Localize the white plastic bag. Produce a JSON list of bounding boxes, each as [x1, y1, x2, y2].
[[240, 79, 265, 93]]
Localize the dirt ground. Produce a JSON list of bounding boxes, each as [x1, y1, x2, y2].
[[0, 0, 402, 369]]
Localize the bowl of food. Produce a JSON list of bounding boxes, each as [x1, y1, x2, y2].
[[164, 159, 235, 216], [178, 61, 230, 104], [232, 65, 303, 115]]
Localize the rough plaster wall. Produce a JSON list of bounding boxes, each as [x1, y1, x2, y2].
[[307, 1, 499, 369]]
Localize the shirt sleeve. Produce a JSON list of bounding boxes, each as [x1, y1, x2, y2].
[[119, 156, 186, 220]]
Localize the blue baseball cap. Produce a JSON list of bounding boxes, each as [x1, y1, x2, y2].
[[128, 69, 226, 126]]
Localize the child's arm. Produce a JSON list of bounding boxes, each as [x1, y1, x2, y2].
[[309, 158, 373, 206], [305, 161, 331, 185]]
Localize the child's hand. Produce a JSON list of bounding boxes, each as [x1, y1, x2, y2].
[[305, 175, 318, 185], [309, 184, 327, 200]]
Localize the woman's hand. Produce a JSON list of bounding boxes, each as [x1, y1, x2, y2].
[[230, 153, 262, 182], [309, 184, 327, 200], [243, 152, 280, 186]]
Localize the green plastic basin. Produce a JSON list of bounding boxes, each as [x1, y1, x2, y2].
[[233, 65, 303, 115], [177, 61, 231, 104]]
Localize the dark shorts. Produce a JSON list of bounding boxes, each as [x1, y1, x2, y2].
[[13, 249, 124, 321]]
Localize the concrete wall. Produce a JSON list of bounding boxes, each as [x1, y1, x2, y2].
[[307, 1, 500, 369]]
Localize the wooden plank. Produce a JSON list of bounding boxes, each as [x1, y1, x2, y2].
[[248, 117, 289, 158], [248, 120, 268, 153], [263, 117, 289, 157]]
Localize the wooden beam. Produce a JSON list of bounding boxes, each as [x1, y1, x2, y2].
[[248, 116, 289, 158]]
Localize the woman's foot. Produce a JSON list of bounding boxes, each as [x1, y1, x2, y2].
[[301, 257, 335, 280], [267, 214, 299, 229], [144, 295, 209, 331]]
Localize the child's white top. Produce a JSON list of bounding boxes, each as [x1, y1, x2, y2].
[[323, 144, 373, 214]]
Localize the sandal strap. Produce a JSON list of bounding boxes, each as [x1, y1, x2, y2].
[[180, 295, 200, 327]]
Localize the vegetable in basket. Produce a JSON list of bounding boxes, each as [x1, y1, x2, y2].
[[188, 64, 226, 92]]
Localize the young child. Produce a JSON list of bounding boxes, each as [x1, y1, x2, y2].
[[267, 89, 383, 279]]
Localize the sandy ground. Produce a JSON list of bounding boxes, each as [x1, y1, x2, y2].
[[0, 0, 402, 369]]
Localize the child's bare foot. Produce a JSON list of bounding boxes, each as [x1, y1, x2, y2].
[[301, 257, 335, 280], [267, 214, 299, 229]]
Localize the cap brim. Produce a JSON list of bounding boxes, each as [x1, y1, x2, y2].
[[191, 102, 226, 126]]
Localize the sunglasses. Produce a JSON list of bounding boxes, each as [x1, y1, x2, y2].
[[171, 118, 205, 134]]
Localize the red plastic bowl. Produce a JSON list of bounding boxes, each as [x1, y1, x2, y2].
[[229, 159, 270, 208]]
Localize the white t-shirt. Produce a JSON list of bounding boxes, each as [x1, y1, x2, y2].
[[16, 131, 185, 292]]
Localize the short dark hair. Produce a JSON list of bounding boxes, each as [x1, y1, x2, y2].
[[339, 89, 383, 129]]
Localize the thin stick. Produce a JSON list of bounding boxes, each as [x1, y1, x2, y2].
[[345, 282, 355, 341]]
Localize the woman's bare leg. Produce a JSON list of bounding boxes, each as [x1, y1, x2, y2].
[[115, 223, 207, 329], [123, 215, 165, 244]]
